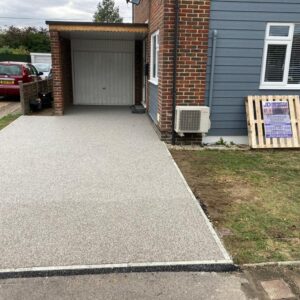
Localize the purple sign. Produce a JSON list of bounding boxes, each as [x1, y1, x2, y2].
[[263, 101, 293, 139]]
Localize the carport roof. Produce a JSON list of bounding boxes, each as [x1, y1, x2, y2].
[[46, 21, 148, 33]]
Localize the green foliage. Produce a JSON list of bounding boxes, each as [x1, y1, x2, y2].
[[215, 138, 235, 147], [0, 114, 21, 131], [0, 26, 50, 53], [215, 137, 227, 146], [93, 0, 123, 23], [0, 46, 29, 55]]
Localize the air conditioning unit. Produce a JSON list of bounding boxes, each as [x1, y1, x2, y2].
[[175, 106, 211, 134]]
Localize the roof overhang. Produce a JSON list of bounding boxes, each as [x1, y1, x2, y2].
[[46, 21, 148, 40]]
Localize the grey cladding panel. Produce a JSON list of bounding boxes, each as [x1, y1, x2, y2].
[[206, 0, 300, 136], [149, 83, 158, 123]]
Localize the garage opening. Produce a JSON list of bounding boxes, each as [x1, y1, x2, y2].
[[72, 39, 134, 106], [46, 22, 148, 115]]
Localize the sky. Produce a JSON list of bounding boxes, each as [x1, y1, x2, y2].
[[0, 0, 132, 28]]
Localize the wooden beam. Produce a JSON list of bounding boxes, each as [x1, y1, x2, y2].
[[49, 24, 148, 33]]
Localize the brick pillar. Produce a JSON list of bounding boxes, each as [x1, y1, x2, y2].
[[159, 0, 211, 143], [49, 31, 64, 115]]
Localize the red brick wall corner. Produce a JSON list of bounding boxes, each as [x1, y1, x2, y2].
[[159, 0, 211, 139]]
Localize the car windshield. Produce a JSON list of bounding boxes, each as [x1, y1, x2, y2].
[[33, 63, 51, 73], [0, 64, 22, 76]]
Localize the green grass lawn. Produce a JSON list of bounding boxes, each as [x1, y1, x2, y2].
[[0, 114, 21, 131], [171, 149, 300, 264]]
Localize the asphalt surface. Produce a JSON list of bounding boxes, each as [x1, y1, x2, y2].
[[0, 106, 230, 271], [0, 272, 248, 300]]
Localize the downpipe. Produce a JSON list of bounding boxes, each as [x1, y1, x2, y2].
[[171, 0, 180, 145], [208, 30, 218, 110]]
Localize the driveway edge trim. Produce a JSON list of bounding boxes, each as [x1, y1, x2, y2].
[[0, 261, 236, 279]]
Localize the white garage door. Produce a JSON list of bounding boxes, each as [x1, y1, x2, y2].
[[72, 40, 134, 106]]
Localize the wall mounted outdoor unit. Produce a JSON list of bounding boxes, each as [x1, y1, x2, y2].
[[175, 106, 211, 135]]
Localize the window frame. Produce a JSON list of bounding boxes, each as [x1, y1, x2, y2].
[[150, 30, 159, 85], [260, 23, 300, 90]]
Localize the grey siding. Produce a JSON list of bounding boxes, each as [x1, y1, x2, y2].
[[149, 83, 158, 123], [206, 0, 300, 136]]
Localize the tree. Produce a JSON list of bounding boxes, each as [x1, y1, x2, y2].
[[93, 0, 123, 23]]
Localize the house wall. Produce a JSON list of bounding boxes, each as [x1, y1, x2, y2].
[[138, 0, 164, 124], [133, 0, 149, 23], [159, 0, 210, 143], [206, 0, 300, 138], [134, 0, 211, 144]]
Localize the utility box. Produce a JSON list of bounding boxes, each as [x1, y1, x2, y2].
[[175, 106, 211, 134]]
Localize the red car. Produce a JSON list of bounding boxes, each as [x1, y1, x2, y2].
[[0, 62, 43, 97]]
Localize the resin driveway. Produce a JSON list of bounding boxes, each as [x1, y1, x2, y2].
[[0, 107, 231, 273]]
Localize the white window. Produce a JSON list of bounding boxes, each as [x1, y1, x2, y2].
[[150, 30, 159, 84], [260, 23, 300, 89]]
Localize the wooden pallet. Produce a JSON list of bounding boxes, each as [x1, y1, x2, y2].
[[245, 95, 300, 149]]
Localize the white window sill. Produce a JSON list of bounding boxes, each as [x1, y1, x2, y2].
[[260, 85, 300, 90], [149, 79, 158, 85]]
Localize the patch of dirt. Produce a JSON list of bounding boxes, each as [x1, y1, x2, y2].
[[171, 150, 253, 225]]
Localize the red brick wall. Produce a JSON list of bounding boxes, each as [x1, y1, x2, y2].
[[133, 0, 150, 23], [159, 0, 211, 137], [134, 0, 164, 111], [49, 31, 63, 115], [49, 31, 73, 115], [134, 0, 211, 144]]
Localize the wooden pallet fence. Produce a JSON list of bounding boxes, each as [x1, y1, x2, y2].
[[245, 95, 300, 149]]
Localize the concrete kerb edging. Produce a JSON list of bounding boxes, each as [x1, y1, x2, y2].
[[0, 261, 238, 279], [164, 143, 233, 264], [243, 261, 300, 268]]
